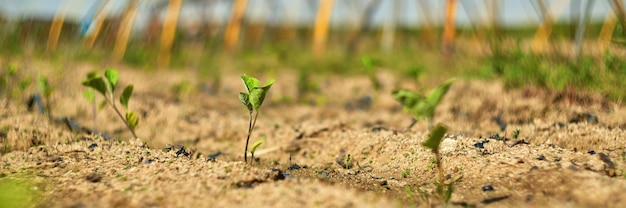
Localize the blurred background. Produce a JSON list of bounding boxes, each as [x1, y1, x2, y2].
[[1, 0, 626, 99]]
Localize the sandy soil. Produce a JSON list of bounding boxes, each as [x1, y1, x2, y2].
[[1, 60, 626, 207]]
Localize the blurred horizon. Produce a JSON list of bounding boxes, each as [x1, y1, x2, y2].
[[0, 0, 614, 34]]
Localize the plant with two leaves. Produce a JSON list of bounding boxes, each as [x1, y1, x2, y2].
[[392, 78, 455, 129], [239, 75, 274, 163], [421, 123, 459, 204], [81, 69, 139, 138]]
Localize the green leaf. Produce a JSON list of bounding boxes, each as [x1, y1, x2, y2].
[[426, 78, 455, 109], [86, 71, 98, 79], [249, 80, 274, 110], [104, 68, 119, 92], [82, 77, 107, 96], [241, 75, 259, 93], [37, 76, 52, 97], [249, 140, 264, 154], [125, 111, 139, 131], [422, 123, 447, 153], [120, 85, 134, 109], [239, 92, 253, 113], [83, 89, 95, 103]]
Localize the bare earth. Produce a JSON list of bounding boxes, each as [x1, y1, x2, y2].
[[1, 61, 626, 207]]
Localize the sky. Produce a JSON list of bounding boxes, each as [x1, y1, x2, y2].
[[0, 0, 615, 32]]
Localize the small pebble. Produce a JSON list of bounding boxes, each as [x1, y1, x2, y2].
[[482, 185, 494, 192]]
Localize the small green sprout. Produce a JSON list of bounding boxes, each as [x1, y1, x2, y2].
[[37, 75, 54, 117], [422, 123, 456, 203], [512, 129, 521, 140], [239, 75, 274, 163], [393, 78, 456, 128], [361, 56, 382, 91], [249, 140, 264, 163], [82, 68, 139, 138]]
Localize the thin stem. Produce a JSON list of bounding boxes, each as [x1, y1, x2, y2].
[[244, 111, 260, 163], [107, 93, 138, 138], [92, 97, 98, 134], [434, 152, 445, 197]]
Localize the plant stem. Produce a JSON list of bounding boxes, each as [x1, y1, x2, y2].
[[106, 94, 138, 138], [434, 152, 445, 196], [244, 112, 252, 162], [244, 111, 259, 163]]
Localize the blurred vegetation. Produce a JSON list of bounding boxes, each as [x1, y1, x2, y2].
[[1, 19, 626, 101], [0, 175, 43, 208]]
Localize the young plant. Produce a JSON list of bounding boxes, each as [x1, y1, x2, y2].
[[360, 56, 382, 91], [421, 123, 456, 204], [81, 68, 139, 138], [392, 78, 456, 129], [83, 72, 100, 133], [37, 75, 53, 118], [239, 75, 274, 163]]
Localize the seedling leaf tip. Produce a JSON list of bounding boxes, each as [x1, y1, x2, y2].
[[422, 123, 447, 153]]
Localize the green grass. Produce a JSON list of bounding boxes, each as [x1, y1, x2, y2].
[[2, 21, 626, 101]]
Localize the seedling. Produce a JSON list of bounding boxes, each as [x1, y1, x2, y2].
[[81, 68, 139, 138], [360, 56, 382, 91], [37, 75, 53, 118], [392, 78, 455, 129], [421, 123, 458, 203], [83, 72, 100, 133], [239, 75, 274, 163], [512, 129, 521, 140]]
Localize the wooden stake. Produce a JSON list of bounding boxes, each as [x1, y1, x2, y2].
[[112, 0, 139, 61], [312, 0, 335, 58], [442, 0, 457, 56], [158, 0, 184, 67], [224, 0, 249, 55], [48, 0, 67, 52], [83, 0, 112, 50]]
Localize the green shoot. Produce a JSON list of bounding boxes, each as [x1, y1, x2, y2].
[[82, 68, 139, 138], [239, 75, 274, 163], [37, 75, 53, 118], [83, 72, 98, 133], [361, 56, 382, 91], [421, 123, 455, 203], [249, 140, 264, 163], [392, 78, 456, 128], [512, 129, 521, 140]]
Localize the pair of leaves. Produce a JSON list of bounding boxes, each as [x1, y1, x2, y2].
[[239, 75, 274, 113], [81, 69, 134, 109], [392, 78, 456, 121]]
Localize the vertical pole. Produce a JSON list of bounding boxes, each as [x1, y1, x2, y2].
[[48, 0, 67, 52], [112, 0, 139, 61], [83, 0, 112, 50], [417, 0, 435, 47], [312, 0, 335, 58], [531, 0, 570, 53], [442, 0, 457, 56], [158, 0, 184, 67], [381, 0, 398, 53], [224, 0, 249, 55], [573, 0, 594, 58], [598, 12, 617, 51]]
